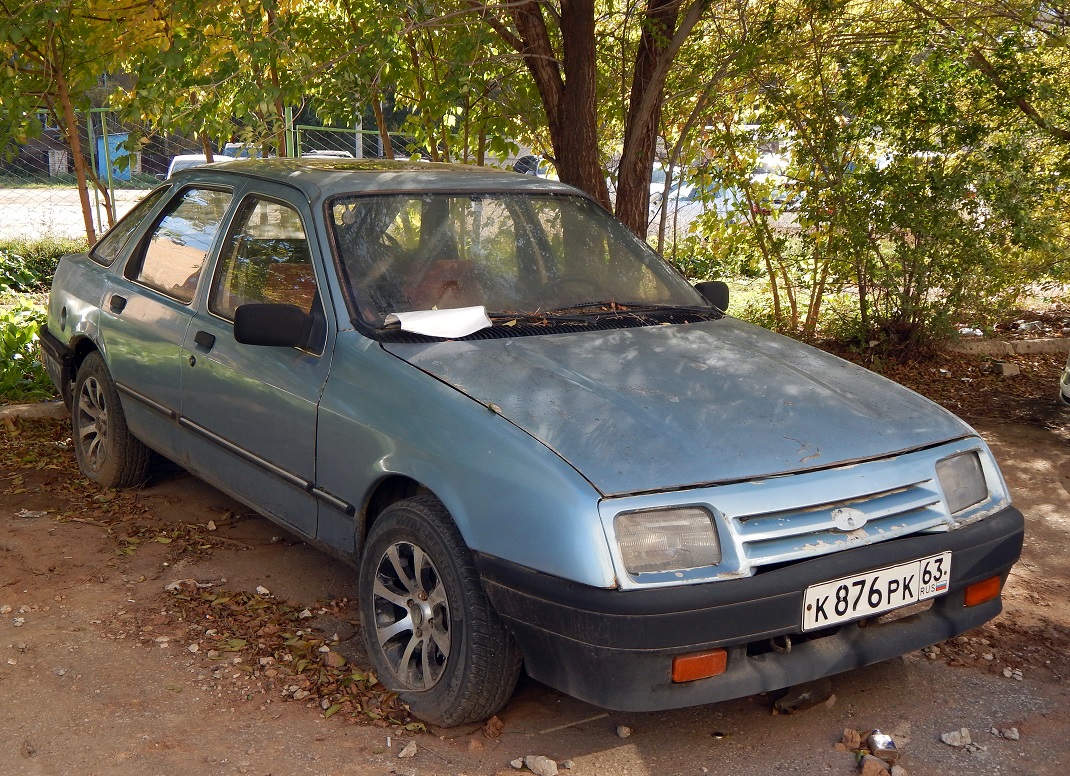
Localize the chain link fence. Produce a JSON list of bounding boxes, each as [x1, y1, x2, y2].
[[0, 110, 202, 241], [294, 124, 423, 160], [0, 111, 420, 242]]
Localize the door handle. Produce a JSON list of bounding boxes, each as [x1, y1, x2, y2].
[[194, 330, 216, 351], [109, 294, 127, 313]]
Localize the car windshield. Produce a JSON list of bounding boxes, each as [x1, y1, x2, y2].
[[329, 193, 708, 327]]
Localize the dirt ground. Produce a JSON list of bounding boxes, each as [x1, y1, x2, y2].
[[1, 351, 1069, 776]]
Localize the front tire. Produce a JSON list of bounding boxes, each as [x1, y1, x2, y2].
[[358, 496, 521, 726], [72, 352, 151, 488]]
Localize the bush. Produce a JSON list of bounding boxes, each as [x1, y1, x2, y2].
[[0, 237, 87, 292], [0, 295, 55, 403]]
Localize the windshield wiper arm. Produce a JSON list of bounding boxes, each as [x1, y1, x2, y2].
[[544, 301, 715, 315]]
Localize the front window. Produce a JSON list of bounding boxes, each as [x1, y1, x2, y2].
[[330, 193, 708, 328], [209, 195, 326, 354]]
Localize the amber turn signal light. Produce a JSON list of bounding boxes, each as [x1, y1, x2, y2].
[[964, 575, 1002, 607], [672, 649, 727, 683]]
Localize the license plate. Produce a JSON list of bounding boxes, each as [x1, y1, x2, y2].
[[802, 552, 952, 631]]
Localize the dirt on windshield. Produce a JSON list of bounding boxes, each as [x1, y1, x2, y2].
[[1, 348, 1068, 776]]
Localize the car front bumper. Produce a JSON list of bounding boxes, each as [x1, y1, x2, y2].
[[476, 505, 1023, 711]]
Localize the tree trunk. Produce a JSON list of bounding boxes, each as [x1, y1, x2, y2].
[[615, 0, 678, 236], [508, 0, 609, 208], [555, 0, 610, 206], [265, 6, 287, 156], [406, 35, 440, 161], [54, 69, 97, 245], [372, 94, 394, 159]]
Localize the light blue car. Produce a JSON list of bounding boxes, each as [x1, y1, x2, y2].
[[41, 159, 1023, 726]]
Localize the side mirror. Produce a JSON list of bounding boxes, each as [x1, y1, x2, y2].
[[234, 303, 313, 348], [694, 281, 730, 312]]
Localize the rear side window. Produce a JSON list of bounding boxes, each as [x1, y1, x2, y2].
[[90, 186, 170, 267], [127, 188, 233, 303]]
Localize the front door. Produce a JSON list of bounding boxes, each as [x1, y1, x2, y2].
[[179, 191, 332, 539]]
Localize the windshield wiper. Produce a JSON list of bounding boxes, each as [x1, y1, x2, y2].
[[485, 302, 720, 328], [543, 301, 715, 315]]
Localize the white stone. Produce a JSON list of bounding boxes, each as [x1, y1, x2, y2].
[[524, 755, 559, 776], [940, 728, 971, 748]]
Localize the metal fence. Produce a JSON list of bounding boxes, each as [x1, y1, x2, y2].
[[0, 111, 419, 242], [294, 124, 423, 160], [0, 110, 202, 241]]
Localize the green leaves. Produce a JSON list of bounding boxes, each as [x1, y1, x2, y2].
[[0, 295, 54, 403]]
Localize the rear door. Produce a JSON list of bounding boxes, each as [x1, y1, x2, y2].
[[100, 186, 235, 457], [178, 188, 333, 539]]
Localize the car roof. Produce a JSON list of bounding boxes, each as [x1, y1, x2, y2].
[[174, 157, 583, 201]]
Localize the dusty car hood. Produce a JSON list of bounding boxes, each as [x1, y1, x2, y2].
[[385, 318, 971, 496]]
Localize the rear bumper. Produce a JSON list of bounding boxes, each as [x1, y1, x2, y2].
[[38, 324, 74, 408], [477, 506, 1024, 711]]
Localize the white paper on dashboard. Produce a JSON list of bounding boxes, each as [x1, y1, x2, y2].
[[385, 306, 493, 338]]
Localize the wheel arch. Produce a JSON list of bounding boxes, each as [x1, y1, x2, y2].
[[70, 335, 103, 375], [358, 474, 433, 554], [55, 335, 103, 409]]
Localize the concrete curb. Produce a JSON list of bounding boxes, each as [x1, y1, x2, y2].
[[0, 401, 68, 420], [949, 337, 1070, 356]]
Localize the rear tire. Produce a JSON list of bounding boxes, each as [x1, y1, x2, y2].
[[71, 352, 151, 488], [358, 495, 521, 726]]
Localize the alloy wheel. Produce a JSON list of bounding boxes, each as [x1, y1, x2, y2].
[[370, 540, 451, 690], [76, 375, 109, 472]]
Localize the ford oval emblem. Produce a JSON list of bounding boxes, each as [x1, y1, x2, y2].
[[831, 507, 868, 532]]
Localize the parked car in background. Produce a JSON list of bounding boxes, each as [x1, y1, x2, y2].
[[41, 158, 1022, 727], [512, 154, 558, 179], [652, 176, 804, 237], [165, 153, 209, 178], [221, 142, 261, 158], [166, 154, 254, 179], [301, 149, 355, 158], [652, 181, 745, 236]]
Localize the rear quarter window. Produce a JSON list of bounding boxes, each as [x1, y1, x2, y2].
[[89, 186, 171, 267]]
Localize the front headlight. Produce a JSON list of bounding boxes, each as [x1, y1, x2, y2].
[[936, 451, 988, 515], [614, 507, 721, 575]]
